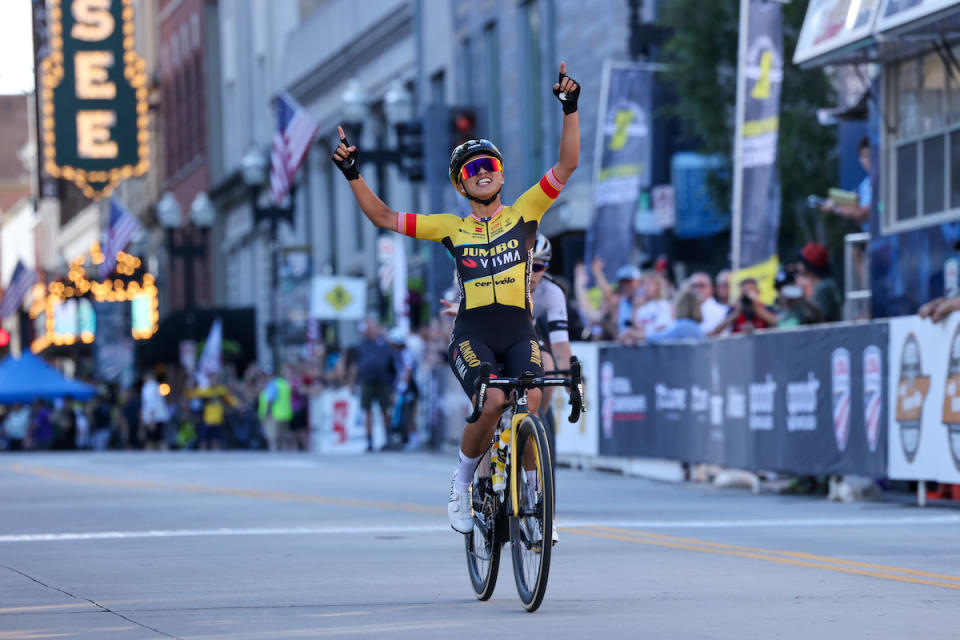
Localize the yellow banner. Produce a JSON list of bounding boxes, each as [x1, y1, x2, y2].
[[731, 254, 780, 306]]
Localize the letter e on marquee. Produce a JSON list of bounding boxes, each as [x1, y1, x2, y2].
[[41, 0, 149, 199]]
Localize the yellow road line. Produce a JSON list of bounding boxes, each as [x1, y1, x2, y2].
[[585, 525, 960, 583], [0, 604, 95, 615], [8, 463, 958, 594], [566, 526, 960, 592], [2, 463, 443, 515]]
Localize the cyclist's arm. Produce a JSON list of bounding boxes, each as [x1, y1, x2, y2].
[[346, 176, 398, 230], [552, 340, 572, 373], [550, 63, 580, 184], [551, 107, 579, 185], [542, 280, 571, 347]]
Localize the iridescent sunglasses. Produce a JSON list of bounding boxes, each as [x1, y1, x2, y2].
[[460, 156, 503, 182]]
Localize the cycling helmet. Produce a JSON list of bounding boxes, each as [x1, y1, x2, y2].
[[533, 232, 552, 262], [449, 139, 504, 189]]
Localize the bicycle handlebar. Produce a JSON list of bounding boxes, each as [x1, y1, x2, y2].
[[465, 357, 587, 424]]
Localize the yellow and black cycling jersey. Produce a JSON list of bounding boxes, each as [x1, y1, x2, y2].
[[396, 169, 565, 321]]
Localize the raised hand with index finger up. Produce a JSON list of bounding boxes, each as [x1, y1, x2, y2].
[[331, 125, 360, 181], [552, 62, 581, 115]]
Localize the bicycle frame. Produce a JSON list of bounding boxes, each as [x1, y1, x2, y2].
[[467, 358, 586, 517]]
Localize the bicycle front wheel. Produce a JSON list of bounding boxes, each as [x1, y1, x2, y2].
[[465, 474, 502, 600], [509, 414, 554, 612]]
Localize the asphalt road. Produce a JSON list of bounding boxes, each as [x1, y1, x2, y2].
[[1, 451, 959, 639]]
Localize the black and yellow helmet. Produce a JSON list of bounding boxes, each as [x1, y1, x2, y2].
[[448, 139, 503, 189]]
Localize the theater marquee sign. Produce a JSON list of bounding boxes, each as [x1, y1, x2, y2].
[[41, 0, 149, 199]]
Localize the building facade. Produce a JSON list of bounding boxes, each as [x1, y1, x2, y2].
[[211, 0, 299, 369], [158, 0, 221, 312], [795, 0, 960, 317]]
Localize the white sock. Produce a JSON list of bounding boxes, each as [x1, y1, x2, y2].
[[455, 450, 481, 492]]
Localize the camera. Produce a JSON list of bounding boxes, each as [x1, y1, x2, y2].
[[781, 284, 804, 300]]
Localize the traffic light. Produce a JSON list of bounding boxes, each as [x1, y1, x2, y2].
[[395, 119, 425, 182], [449, 107, 477, 146], [0, 328, 8, 348]]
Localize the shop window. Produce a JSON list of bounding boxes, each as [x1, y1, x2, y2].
[[896, 142, 917, 222], [951, 131, 960, 209], [922, 135, 944, 214], [886, 52, 960, 230], [919, 53, 945, 135]]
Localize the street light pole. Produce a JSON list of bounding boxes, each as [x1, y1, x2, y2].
[[157, 191, 214, 311], [241, 149, 295, 372]]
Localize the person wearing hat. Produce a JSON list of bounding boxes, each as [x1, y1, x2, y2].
[[332, 62, 581, 536], [589, 258, 641, 337], [795, 242, 842, 323]]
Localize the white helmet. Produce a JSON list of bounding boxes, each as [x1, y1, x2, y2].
[[387, 327, 406, 345], [533, 232, 552, 262]]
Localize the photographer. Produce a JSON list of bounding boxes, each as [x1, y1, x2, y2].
[[709, 277, 778, 336], [774, 267, 820, 329]]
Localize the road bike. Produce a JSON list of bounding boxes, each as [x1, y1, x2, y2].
[[462, 357, 586, 612]]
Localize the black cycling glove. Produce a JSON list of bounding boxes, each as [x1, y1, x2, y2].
[[553, 71, 580, 115], [332, 136, 360, 181]]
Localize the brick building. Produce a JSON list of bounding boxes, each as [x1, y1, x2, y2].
[[158, 0, 221, 311], [0, 95, 31, 213]]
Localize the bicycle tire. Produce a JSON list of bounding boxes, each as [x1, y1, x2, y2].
[[465, 475, 502, 600], [508, 413, 554, 612]]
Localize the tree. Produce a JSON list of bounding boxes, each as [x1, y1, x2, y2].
[[660, 0, 842, 259]]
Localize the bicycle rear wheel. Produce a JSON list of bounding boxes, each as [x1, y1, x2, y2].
[[509, 414, 554, 612], [465, 474, 502, 600]]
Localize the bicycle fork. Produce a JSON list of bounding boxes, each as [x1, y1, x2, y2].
[[492, 415, 523, 517]]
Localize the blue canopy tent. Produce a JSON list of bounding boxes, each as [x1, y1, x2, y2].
[[0, 353, 96, 404]]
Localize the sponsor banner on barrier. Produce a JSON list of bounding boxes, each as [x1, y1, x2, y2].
[[597, 323, 888, 475], [888, 315, 960, 483], [309, 389, 387, 453], [553, 342, 599, 457]]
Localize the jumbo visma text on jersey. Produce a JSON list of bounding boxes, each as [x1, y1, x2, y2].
[[396, 168, 565, 316]]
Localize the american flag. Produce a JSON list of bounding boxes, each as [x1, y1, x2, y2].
[[100, 198, 142, 280], [0, 260, 38, 319], [270, 94, 319, 205]]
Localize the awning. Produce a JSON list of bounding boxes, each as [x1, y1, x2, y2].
[[795, 0, 960, 68], [0, 352, 96, 404], [794, 0, 882, 68]]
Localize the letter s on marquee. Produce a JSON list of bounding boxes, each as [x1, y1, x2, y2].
[[72, 0, 115, 42]]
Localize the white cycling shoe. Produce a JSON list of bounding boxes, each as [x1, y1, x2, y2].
[[448, 472, 474, 534]]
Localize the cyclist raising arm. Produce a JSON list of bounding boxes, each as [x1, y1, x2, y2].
[[332, 62, 580, 534]]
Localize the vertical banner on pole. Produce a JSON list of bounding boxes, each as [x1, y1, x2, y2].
[[588, 61, 654, 282], [732, 0, 784, 301]]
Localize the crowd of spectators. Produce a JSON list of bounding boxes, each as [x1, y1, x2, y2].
[[566, 241, 845, 347], [0, 316, 442, 453]]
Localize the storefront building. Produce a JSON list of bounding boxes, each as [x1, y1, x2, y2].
[[796, 0, 960, 317]]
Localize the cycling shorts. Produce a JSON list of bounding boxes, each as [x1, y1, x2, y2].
[[447, 308, 543, 397]]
